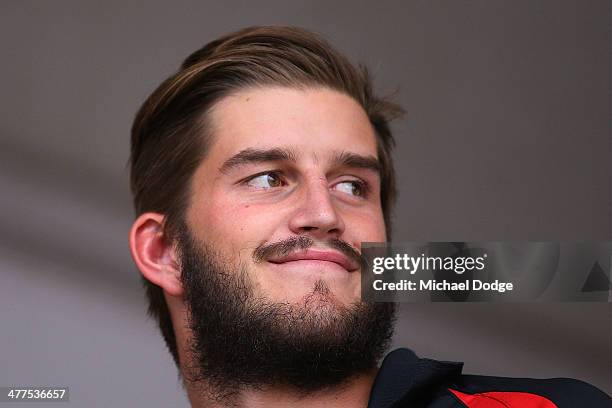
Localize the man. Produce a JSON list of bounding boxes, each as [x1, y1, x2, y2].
[[128, 26, 609, 407]]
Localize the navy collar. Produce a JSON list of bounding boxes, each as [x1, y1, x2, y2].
[[368, 348, 464, 408]]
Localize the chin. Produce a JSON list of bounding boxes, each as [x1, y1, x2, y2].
[[298, 279, 358, 310], [260, 276, 359, 310]]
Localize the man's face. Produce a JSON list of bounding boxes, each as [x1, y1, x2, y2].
[[185, 86, 387, 307], [176, 86, 395, 394]]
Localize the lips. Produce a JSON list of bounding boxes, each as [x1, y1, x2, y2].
[[267, 249, 360, 272]]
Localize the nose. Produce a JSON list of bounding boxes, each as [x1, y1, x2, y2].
[[288, 177, 345, 239]]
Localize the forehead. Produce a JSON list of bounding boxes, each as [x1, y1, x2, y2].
[[205, 86, 378, 163]]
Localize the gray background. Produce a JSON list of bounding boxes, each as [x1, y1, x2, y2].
[[1, 1, 610, 406]]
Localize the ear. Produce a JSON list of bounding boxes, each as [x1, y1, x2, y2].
[[128, 213, 184, 297]]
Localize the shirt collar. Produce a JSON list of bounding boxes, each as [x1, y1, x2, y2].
[[368, 348, 463, 408]]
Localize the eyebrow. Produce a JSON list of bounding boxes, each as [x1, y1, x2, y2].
[[219, 148, 298, 174], [330, 150, 381, 175], [219, 147, 380, 175]]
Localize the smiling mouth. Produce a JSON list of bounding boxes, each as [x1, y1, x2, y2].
[[266, 249, 360, 272], [268, 258, 347, 271]]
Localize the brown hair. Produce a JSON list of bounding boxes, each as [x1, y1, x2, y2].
[[129, 25, 403, 367]]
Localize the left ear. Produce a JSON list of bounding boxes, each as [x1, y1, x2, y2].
[[128, 212, 184, 297]]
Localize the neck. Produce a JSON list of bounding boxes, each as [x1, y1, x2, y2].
[[182, 369, 377, 408]]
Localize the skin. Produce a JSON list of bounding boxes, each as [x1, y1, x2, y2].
[[129, 86, 387, 407]]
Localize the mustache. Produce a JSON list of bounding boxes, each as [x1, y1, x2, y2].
[[253, 236, 365, 270]]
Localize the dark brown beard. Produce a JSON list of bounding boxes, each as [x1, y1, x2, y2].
[[177, 225, 396, 401]]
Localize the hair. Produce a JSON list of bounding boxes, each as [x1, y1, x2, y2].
[[129, 25, 403, 368]]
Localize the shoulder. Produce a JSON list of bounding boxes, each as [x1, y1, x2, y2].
[[449, 375, 610, 407], [370, 349, 610, 408]]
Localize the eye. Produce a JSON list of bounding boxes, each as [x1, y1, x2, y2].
[[333, 180, 368, 197], [245, 171, 285, 189]]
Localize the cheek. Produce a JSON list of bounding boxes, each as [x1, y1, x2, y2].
[[187, 195, 241, 252], [344, 210, 387, 244], [198, 199, 280, 252]]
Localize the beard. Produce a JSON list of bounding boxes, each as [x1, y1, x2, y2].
[[176, 225, 396, 400]]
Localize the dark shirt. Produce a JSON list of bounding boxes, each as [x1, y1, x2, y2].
[[368, 348, 610, 408]]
